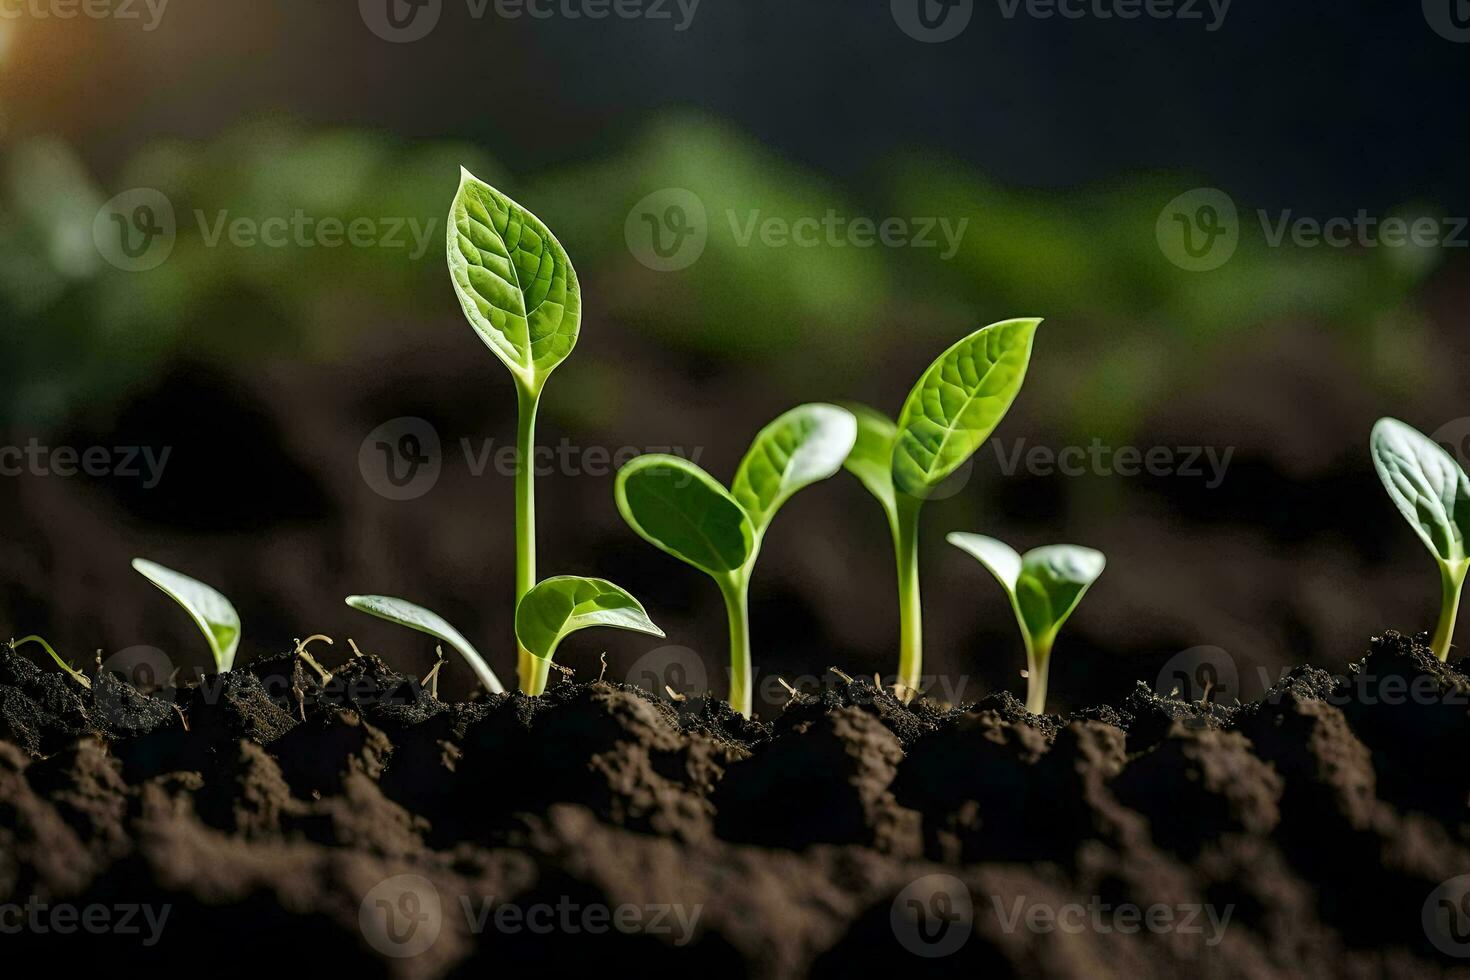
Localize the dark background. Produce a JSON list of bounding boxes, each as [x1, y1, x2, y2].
[[1, 0, 1468, 715]]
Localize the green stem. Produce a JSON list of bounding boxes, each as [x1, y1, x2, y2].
[[1026, 634, 1053, 715], [515, 382, 540, 694], [523, 652, 553, 696], [1432, 561, 1468, 663], [721, 576, 753, 718], [894, 494, 925, 693]]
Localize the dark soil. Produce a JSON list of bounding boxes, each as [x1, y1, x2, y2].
[[3, 631, 1470, 977]]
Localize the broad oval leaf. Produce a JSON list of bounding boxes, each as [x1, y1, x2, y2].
[[839, 402, 899, 514], [616, 455, 754, 577], [515, 576, 664, 663], [345, 595, 505, 694], [731, 403, 857, 534], [947, 535, 1105, 642], [1371, 417, 1470, 564], [132, 559, 241, 672], [448, 169, 581, 390], [893, 318, 1041, 498]]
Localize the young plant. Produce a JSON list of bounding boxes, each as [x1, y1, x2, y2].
[[1371, 417, 1470, 661], [344, 595, 506, 694], [615, 404, 857, 717], [132, 558, 241, 672], [10, 635, 90, 688], [515, 576, 664, 693], [448, 168, 581, 691], [842, 317, 1040, 693], [947, 534, 1104, 714]]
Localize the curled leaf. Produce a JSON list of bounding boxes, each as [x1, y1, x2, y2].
[[132, 559, 241, 672], [731, 403, 857, 535], [345, 595, 505, 694], [515, 576, 664, 663], [1371, 417, 1470, 564]]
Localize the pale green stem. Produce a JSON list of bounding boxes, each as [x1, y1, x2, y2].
[[1432, 561, 1468, 663], [721, 575, 753, 718], [523, 652, 553, 696], [894, 494, 925, 693], [1025, 633, 1054, 716], [515, 382, 540, 694], [13, 635, 90, 689]]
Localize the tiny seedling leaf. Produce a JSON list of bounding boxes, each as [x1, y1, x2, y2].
[[947, 534, 1105, 646], [345, 595, 506, 694], [447, 168, 581, 392], [1371, 417, 1470, 565], [840, 402, 900, 516], [893, 318, 1041, 498], [731, 403, 857, 535], [515, 576, 664, 663], [12, 635, 89, 689], [132, 559, 241, 672], [615, 454, 754, 576]]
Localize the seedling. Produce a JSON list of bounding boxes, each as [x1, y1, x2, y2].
[[10, 635, 90, 688], [132, 558, 241, 672], [515, 576, 664, 693], [344, 595, 506, 694], [615, 404, 857, 716], [1371, 417, 1470, 661], [948, 533, 1105, 714], [448, 168, 581, 691], [843, 318, 1040, 693]]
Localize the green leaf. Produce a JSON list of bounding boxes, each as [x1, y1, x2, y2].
[[447, 169, 581, 391], [1371, 417, 1470, 565], [515, 576, 664, 663], [616, 455, 754, 577], [731, 403, 857, 535], [839, 402, 900, 516], [345, 595, 505, 694], [132, 559, 241, 672], [947, 534, 1105, 644], [893, 318, 1041, 498]]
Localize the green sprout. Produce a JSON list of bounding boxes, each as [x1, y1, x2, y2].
[[947, 534, 1105, 714], [10, 635, 90, 688], [515, 576, 665, 693], [132, 558, 241, 672], [1371, 417, 1470, 662], [842, 318, 1040, 694], [615, 404, 857, 717], [344, 595, 505, 694]]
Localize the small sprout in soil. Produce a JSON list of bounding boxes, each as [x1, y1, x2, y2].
[[947, 533, 1105, 715], [616, 403, 857, 717], [344, 595, 506, 694], [11, 635, 90, 688], [1371, 417, 1470, 661], [842, 318, 1040, 693], [131, 558, 241, 672], [447, 168, 581, 691], [514, 576, 664, 695]]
